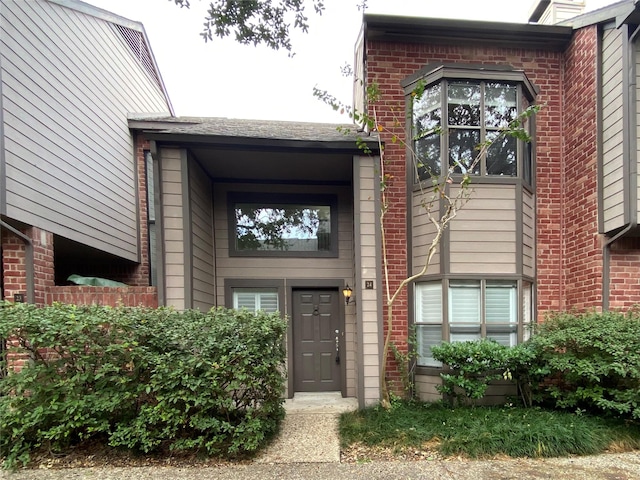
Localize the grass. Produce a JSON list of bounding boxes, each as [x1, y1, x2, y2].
[[339, 401, 640, 459]]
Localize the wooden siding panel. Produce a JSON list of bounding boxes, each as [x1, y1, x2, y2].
[[161, 149, 185, 310], [412, 190, 440, 276], [0, 0, 170, 260], [356, 156, 380, 403], [189, 157, 216, 311], [449, 185, 517, 274], [601, 27, 626, 233], [522, 190, 535, 278]]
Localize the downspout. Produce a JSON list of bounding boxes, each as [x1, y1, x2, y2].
[[0, 220, 34, 304], [603, 23, 640, 311]]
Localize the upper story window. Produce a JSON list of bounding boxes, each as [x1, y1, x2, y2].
[[228, 193, 338, 257], [404, 65, 537, 184]]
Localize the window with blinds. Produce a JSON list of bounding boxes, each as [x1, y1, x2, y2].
[[415, 279, 524, 367], [233, 289, 279, 314], [415, 282, 443, 367]]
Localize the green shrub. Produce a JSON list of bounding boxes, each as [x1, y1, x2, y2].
[[431, 340, 541, 406], [530, 310, 640, 419], [431, 339, 509, 404], [0, 302, 287, 469]]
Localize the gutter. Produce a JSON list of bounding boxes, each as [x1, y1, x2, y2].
[[602, 22, 640, 311], [0, 221, 34, 304]]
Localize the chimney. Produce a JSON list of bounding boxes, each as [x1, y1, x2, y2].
[[528, 0, 586, 24]]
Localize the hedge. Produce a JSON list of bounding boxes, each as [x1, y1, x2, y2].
[[0, 302, 287, 469]]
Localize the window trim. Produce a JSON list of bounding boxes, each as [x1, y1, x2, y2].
[[227, 192, 339, 258], [413, 277, 534, 370], [225, 279, 286, 315], [403, 64, 537, 186]]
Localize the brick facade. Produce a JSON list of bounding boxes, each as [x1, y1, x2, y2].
[[366, 40, 565, 380], [561, 26, 602, 311], [366, 17, 640, 389]]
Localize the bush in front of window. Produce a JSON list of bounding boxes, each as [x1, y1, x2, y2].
[[0, 302, 287, 469], [530, 310, 640, 420], [431, 339, 539, 407], [431, 339, 510, 404]]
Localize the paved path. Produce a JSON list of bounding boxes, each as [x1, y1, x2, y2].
[[3, 453, 640, 480]]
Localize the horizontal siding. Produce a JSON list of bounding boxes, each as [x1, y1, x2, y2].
[[189, 156, 216, 311], [412, 190, 440, 276], [213, 183, 354, 306], [601, 27, 626, 233], [161, 149, 185, 310], [356, 156, 380, 404], [1, 0, 170, 260], [522, 190, 535, 278], [449, 184, 517, 274]]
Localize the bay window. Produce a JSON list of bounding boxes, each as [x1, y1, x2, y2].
[[405, 65, 536, 183], [415, 279, 532, 367]]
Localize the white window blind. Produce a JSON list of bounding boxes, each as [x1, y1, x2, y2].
[[449, 281, 481, 324], [415, 282, 443, 367], [233, 289, 279, 313]]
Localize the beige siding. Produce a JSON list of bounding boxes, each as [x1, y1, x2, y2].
[[355, 156, 381, 405], [415, 374, 442, 403], [189, 156, 215, 311], [0, 0, 170, 260], [416, 374, 516, 405], [214, 183, 354, 302], [601, 27, 625, 233], [449, 184, 517, 274], [522, 190, 535, 278], [161, 148, 185, 310], [412, 190, 440, 276]]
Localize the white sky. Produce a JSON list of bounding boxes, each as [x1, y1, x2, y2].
[[83, 0, 617, 122]]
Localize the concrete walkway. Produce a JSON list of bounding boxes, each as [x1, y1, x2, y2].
[[255, 392, 358, 464]]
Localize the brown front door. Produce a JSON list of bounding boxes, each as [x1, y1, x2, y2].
[[293, 290, 341, 392]]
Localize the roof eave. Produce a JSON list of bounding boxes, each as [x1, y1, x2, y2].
[[363, 14, 574, 50], [140, 131, 381, 154], [557, 1, 639, 29]]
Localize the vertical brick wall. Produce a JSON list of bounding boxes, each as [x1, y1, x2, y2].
[[365, 41, 565, 380], [609, 237, 640, 308], [1, 226, 54, 305], [119, 134, 151, 286], [32, 228, 55, 306], [561, 26, 601, 312], [1, 229, 26, 302]]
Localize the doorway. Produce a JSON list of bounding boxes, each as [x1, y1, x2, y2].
[[292, 289, 342, 392]]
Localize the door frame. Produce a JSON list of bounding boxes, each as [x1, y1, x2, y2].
[[286, 279, 347, 398]]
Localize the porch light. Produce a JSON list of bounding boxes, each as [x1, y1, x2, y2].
[[343, 284, 353, 305]]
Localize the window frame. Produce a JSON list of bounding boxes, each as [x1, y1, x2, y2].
[[414, 278, 534, 369], [227, 192, 339, 258], [232, 287, 280, 313], [225, 279, 286, 316], [403, 64, 537, 186]]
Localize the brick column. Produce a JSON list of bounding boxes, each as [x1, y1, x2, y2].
[[1, 225, 54, 305], [1, 228, 26, 302]]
